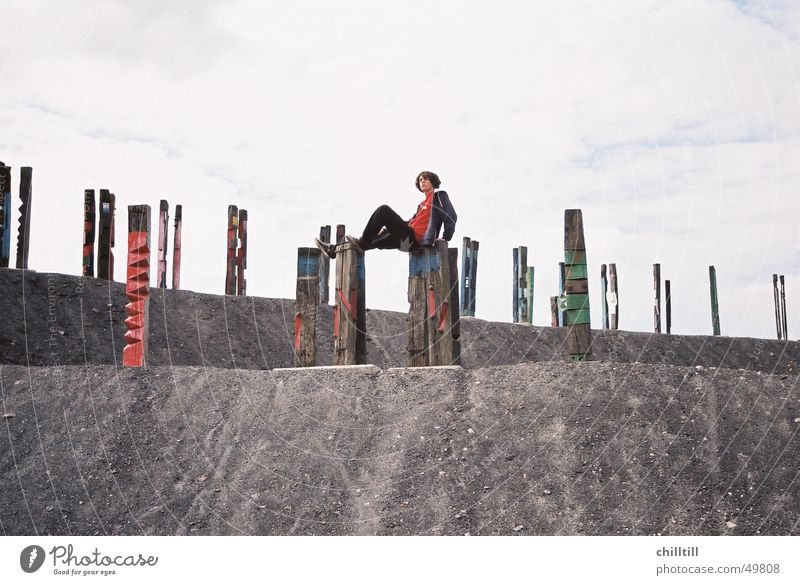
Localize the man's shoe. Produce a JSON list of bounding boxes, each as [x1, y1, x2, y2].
[[314, 237, 336, 259], [345, 235, 364, 252]]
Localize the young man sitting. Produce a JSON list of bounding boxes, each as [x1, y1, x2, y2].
[[315, 170, 457, 258]]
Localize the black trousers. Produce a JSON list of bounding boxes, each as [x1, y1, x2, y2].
[[360, 204, 418, 251]]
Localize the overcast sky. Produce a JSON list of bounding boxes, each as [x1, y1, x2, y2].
[[2, 0, 799, 339]]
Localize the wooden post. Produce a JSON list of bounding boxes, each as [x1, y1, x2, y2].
[[600, 264, 608, 329], [653, 263, 661, 333], [172, 205, 182, 289], [157, 199, 169, 288], [512, 247, 519, 323], [294, 247, 320, 367], [336, 224, 346, 244], [407, 243, 459, 366], [469, 240, 479, 316], [97, 190, 115, 280], [237, 209, 248, 296], [333, 241, 366, 365], [564, 209, 591, 361], [0, 163, 10, 268], [709, 266, 720, 336], [460, 236, 471, 317], [318, 225, 331, 304], [559, 261, 566, 326], [773, 274, 782, 340], [517, 246, 528, 323], [526, 266, 535, 325], [608, 263, 619, 329], [550, 296, 558, 327], [665, 279, 672, 334], [780, 275, 788, 340], [225, 205, 238, 295], [123, 205, 151, 367], [83, 189, 96, 277], [15, 166, 32, 270]]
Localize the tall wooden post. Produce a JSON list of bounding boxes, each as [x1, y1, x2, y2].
[[172, 205, 182, 289], [780, 275, 788, 340], [608, 263, 619, 330], [550, 296, 559, 327], [653, 263, 661, 333], [461, 236, 472, 317], [526, 266, 535, 325], [123, 205, 151, 367], [558, 261, 567, 326], [15, 166, 32, 270], [333, 240, 366, 365], [407, 242, 460, 366], [225, 205, 238, 295], [97, 190, 115, 280], [237, 209, 248, 296], [665, 279, 672, 334], [319, 225, 331, 304], [600, 264, 608, 329], [294, 247, 320, 366], [157, 200, 169, 288], [564, 209, 591, 361], [83, 190, 96, 277], [773, 274, 782, 340], [0, 163, 11, 268], [709, 266, 720, 336], [512, 247, 519, 323], [517, 246, 528, 323], [469, 240, 479, 316]]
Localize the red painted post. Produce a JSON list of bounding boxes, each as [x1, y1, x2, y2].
[[123, 205, 151, 367], [225, 205, 238, 295], [237, 209, 248, 296], [83, 189, 96, 277], [172, 204, 182, 289]]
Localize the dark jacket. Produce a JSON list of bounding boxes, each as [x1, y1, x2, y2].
[[409, 190, 458, 247]]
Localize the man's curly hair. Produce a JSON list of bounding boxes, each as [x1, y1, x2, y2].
[[415, 171, 441, 191]]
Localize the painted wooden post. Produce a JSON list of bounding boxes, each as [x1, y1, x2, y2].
[[15, 166, 32, 270], [172, 205, 182, 289], [237, 209, 248, 296], [564, 209, 591, 361], [526, 266, 535, 325], [156, 199, 169, 288], [558, 261, 566, 326], [0, 163, 10, 268], [294, 247, 320, 367], [333, 241, 366, 365], [653, 263, 661, 333], [407, 242, 459, 366], [460, 236, 472, 317], [517, 246, 528, 323], [550, 296, 558, 327], [336, 224, 346, 245], [512, 247, 519, 323], [468, 240, 479, 316], [318, 225, 331, 304], [600, 264, 608, 329], [773, 274, 782, 340], [97, 190, 115, 280], [709, 265, 720, 336], [608, 263, 619, 330], [225, 205, 238, 295], [123, 205, 151, 367], [780, 275, 788, 340], [665, 279, 672, 334], [82, 190, 96, 277]]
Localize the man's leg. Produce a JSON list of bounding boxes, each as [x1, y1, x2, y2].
[[360, 204, 416, 250]]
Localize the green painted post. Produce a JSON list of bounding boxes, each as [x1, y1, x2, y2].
[[564, 209, 591, 360], [709, 266, 720, 336], [512, 247, 519, 322]]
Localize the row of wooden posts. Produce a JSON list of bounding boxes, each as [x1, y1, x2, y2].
[[0, 163, 32, 270]]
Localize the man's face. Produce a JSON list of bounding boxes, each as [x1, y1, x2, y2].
[[418, 176, 434, 194]]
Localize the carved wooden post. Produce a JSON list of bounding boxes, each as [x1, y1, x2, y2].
[[157, 200, 169, 288], [780, 275, 788, 340], [665, 279, 672, 334], [97, 190, 115, 280], [515, 245, 528, 324], [123, 205, 151, 367], [16, 166, 32, 270], [564, 209, 591, 361], [653, 263, 661, 333], [461, 236, 472, 317], [172, 205, 182, 289], [526, 266, 535, 325], [600, 264, 608, 329], [333, 241, 366, 365], [709, 266, 720, 336], [550, 296, 558, 327], [559, 261, 567, 326], [0, 163, 10, 268], [407, 243, 459, 366], [468, 240, 478, 316], [773, 274, 782, 340], [237, 209, 248, 296], [336, 224, 346, 245], [294, 247, 320, 366], [225, 205, 238, 295], [319, 225, 331, 304], [608, 263, 619, 330], [82, 190, 96, 277], [512, 247, 519, 323]]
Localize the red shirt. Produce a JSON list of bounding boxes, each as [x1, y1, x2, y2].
[[408, 191, 434, 242]]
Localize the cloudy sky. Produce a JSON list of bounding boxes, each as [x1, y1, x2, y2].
[[2, 0, 799, 339]]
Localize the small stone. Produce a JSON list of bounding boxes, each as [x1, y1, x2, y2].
[[2, 413, 15, 419], [196, 474, 208, 482], [543, 489, 551, 495], [513, 525, 524, 532], [467, 428, 475, 434], [45, 505, 54, 512], [726, 521, 737, 529]]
